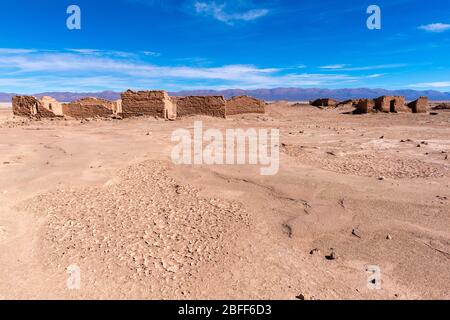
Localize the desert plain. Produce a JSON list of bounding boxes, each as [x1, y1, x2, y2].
[[0, 101, 449, 300]]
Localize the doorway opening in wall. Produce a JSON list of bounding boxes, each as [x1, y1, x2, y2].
[[390, 100, 396, 112]]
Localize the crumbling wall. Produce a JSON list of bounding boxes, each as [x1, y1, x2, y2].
[[374, 96, 407, 113], [374, 96, 391, 112], [354, 99, 375, 114], [407, 97, 428, 113], [76, 97, 115, 109], [62, 97, 114, 119], [164, 96, 177, 120], [337, 99, 362, 107], [310, 98, 338, 107], [113, 99, 123, 115], [225, 96, 265, 116], [176, 96, 226, 118], [40, 96, 63, 116], [12, 95, 56, 119], [121, 90, 168, 118]]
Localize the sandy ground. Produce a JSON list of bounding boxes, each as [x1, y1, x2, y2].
[[0, 103, 449, 300], [0, 103, 12, 109]]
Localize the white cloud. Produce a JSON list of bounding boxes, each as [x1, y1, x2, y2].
[[319, 64, 405, 72], [418, 23, 450, 33], [334, 64, 406, 71], [319, 64, 348, 70], [0, 48, 38, 54], [142, 51, 161, 57], [409, 81, 450, 88], [194, 1, 269, 24], [0, 48, 380, 92], [367, 74, 384, 78], [66, 48, 144, 58]]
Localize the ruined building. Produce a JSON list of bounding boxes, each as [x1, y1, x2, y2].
[[226, 96, 266, 116], [40, 96, 64, 116], [352, 95, 430, 114], [121, 90, 176, 119], [310, 98, 338, 107], [62, 97, 115, 119], [355, 99, 375, 114], [13, 90, 266, 120], [407, 97, 429, 114], [374, 96, 408, 113], [174, 96, 226, 118], [12, 96, 58, 119]]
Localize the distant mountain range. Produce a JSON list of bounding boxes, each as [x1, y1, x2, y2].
[[1, 88, 450, 103]]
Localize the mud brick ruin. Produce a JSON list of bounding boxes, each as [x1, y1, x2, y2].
[[310, 98, 338, 107], [174, 95, 227, 118], [355, 95, 430, 114], [12, 96, 58, 119], [355, 99, 376, 114], [121, 90, 176, 119], [40, 96, 64, 116], [63, 98, 115, 119], [12, 90, 266, 120], [407, 97, 428, 114], [12, 89, 433, 120], [226, 96, 266, 116], [374, 96, 408, 113]]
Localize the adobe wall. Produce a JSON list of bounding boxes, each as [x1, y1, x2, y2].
[[12, 95, 57, 119], [374, 96, 407, 113], [225, 96, 265, 116], [407, 97, 428, 113], [164, 96, 177, 120], [121, 90, 168, 118], [40, 96, 63, 116], [354, 99, 375, 114], [75, 97, 115, 109], [113, 99, 122, 115], [175, 96, 226, 118], [310, 98, 338, 107], [62, 97, 114, 119]]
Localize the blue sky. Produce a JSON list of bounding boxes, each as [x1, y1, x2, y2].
[[0, 0, 449, 93]]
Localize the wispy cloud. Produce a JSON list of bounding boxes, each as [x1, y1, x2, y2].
[[0, 48, 38, 54], [320, 64, 406, 71], [142, 51, 161, 57], [319, 64, 349, 70], [66, 48, 158, 58], [126, 0, 270, 24], [194, 1, 269, 24], [418, 23, 450, 33], [409, 81, 450, 88], [0, 48, 377, 92]]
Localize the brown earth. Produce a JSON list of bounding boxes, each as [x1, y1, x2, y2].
[[0, 102, 449, 300]]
